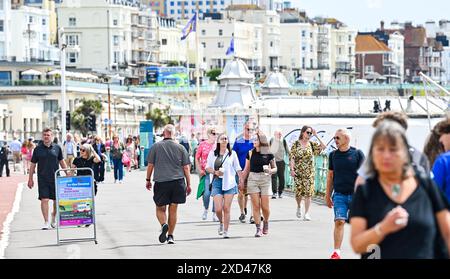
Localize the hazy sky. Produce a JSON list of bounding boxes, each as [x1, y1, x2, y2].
[[290, 0, 450, 31]]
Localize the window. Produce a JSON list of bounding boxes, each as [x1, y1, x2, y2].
[[162, 39, 167, 45], [202, 30, 206, 35], [170, 10, 174, 14], [365, 65, 374, 73], [310, 32, 313, 38], [113, 51, 120, 63], [43, 34, 47, 41], [218, 42, 224, 48], [310, 45, 313, 52], [170, 1, 174, 6], [68, 52, 78, 63], [66, 35, 79, 46], [69, 17, 76, 26], [270, 41, 273, 47], [302, 31, 306, 37], [42, 18, 46, 25], [349, 47, 352, 54], [202, 42, 206, 48], [29, 16, 33, 23], [338, 47, 342, 55], [0, 20, 3, 32], [0, 71, 12, 86], [219, 29, 223, 36], [348, 35, 352, 42], [113, 19, 118, 26], [269, 17, 273, 23], [302, 57, 306, 69], [113, 35, 119, 46], [310, 59, 313, 68]]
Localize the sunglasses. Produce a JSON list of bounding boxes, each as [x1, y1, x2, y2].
[[80, 149, 86, 152], [246, 128, 255, 132], [220, 137, 228, 141], [334, 136, 340, 140], [210, 132, 217, 136], [306, 132, 313, 135]]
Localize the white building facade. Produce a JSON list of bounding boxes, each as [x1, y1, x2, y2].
[[226, 8, 280, 73], [330, 26, 357, 83], [0, 0, 12, 60], [166, 0, 228, 20], [388, 31, 404, 82], [158, 17, 187, 64], [199, 17, 262, 72]]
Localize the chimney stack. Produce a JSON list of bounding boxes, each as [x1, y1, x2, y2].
[[380, 21, 385, 30]]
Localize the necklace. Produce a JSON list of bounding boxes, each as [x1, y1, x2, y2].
[[380, 178, 402, 199]]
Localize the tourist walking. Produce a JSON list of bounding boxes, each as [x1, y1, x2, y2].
[[92, 136, 107, 183], [195, 126, 218, 221], [240, 131, 277, 237], [270, 130, 289, 199], [125, 137, 135, 172], [0, 143, 10, 177], [431, 118, 450, 202], [350, 121, 450, 259], [233, 121, 255, 223], [63, 133, 78, 168], [9, 137, 22, 172], [22, 138, 35, 175], [325, 129, 365, 259], [28, 128, 68, 230], [111, 135, 125, 183], [206, 133, 242, 238], [289, 125, 326, 221], [71, 144, 101, 196], [146, 124, 192, 244]]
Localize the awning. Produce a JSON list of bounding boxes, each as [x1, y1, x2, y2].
[[22, 69, 43, 76]]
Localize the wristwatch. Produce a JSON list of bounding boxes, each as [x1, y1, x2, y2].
[[146, 178, 150, 182]]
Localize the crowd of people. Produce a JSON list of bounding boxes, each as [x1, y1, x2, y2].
[[7, 110, 450, 259]]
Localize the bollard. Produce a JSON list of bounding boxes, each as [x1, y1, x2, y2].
[[140, 146, 146, 171]]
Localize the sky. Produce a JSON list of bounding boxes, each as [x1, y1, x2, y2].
[[290, 0, 450, 31]]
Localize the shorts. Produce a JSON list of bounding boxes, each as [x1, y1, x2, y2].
[[247, 172, 272, 196], [332, 192, 353, 222], [211, 178, 238, 197], [38, 179, 56, 200], [153, 179, 187, 207]]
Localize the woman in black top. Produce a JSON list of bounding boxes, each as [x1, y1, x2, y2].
[[240, 131, 277, 237], [350, 121, 450, 259], [71, 144, 101, 196]]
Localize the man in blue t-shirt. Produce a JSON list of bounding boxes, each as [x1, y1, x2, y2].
[[232, 121, 254, 223], [432, 120, 450, 203], [326, 129, 364, 259]]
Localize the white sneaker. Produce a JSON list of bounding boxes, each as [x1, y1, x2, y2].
[[218, 223, 224, 235], [212, 213, 219, 222], [296, 206, 302, 219], [42, 222, 50, 230], [223, 231, 229, 239], [119, 180, 123, 184], [51, 219, 56, 229], [202, 210, 208, 220], [304, 213, 311, 221]]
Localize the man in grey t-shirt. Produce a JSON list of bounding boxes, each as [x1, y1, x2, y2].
[[146, 124, 191, 245]]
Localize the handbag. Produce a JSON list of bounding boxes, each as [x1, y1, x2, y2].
[[209, 153, 230, 191], [122, 152, 130, 165]]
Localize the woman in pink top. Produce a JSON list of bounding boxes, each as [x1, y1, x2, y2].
[[195, 127, 218, 221]]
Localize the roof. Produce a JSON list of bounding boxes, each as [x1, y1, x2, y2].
[[225, 4, 262, 11], [356, 35, 391, 53]]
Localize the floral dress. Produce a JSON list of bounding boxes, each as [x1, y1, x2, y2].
[[289, 140, 321, 198]]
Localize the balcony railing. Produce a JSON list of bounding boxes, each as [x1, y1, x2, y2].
[[14, 80, 59, 86]]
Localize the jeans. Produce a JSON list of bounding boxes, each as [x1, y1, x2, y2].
[[0, 159, 10, 177], [271, 161, 286, 195], [112, 158, 123, 181], [94, 161, 105, 182], [202, 174, 215, 211], [332, 192, 353, 222]]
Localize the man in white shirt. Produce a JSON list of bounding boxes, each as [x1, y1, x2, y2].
[[9, 137, 22, 172], [63, 133, 77, 167]]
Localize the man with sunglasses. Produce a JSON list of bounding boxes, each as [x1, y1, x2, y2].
[[232, 121, 255, 223], [325, 129, 364, 259]]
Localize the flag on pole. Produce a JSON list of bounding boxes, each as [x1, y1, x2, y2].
[[226, 37, 235, 56], [181, 13, 197, 40]]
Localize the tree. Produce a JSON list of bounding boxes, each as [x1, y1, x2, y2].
[[71, 99, 102, 136], [145, 107, 172, 131], [206, 68, 222, 82], [167, 61, 180, 66]]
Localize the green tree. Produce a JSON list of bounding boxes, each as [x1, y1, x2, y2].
[[167, 61, 180, 66], [71, 99, 102, 136], [206, 68, 222, 82], [145, 107, 172, 131]]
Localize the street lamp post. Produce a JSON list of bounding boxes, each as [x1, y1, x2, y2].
[[59, 28, 67, 140], [9, 110, 13, 139]]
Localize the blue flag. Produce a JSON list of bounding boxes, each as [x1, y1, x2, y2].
[[181, 13, 197, 40], [226, 37, 235, 56]]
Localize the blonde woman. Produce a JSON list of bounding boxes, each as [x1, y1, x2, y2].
[[72, 143, 101, 195]]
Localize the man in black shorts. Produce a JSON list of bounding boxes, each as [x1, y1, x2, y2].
[[146, 124, 191, 244], [28, 128, 68, 230]]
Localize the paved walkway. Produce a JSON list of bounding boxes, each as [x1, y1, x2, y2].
[[3, 169, 358, 259]]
